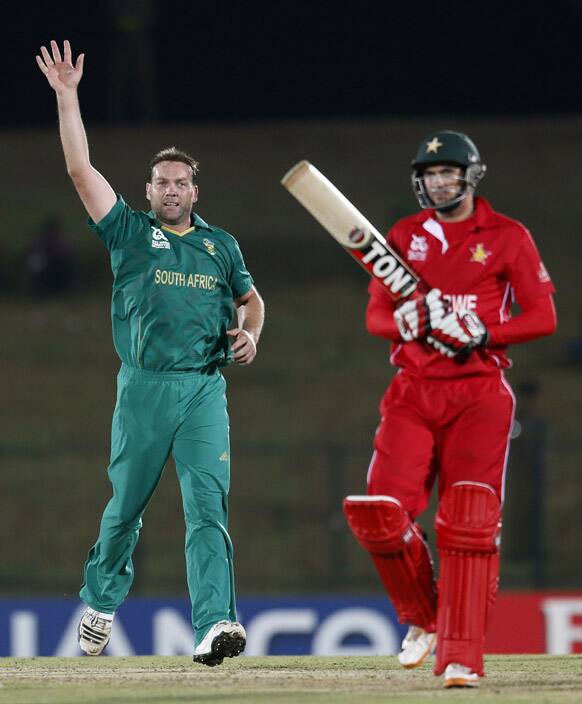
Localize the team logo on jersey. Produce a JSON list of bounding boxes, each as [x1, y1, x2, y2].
[[151, 227, 170, 250], [426, 137, 443, 154], [469, 243, 491, 265], [408, 234, 429, 261], [203, 238, 216, 256], [538, 261, 551, 283]]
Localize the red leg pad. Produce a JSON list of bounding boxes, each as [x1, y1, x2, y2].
[[434, 482, 500, 676], [343, 495, 437, 631]]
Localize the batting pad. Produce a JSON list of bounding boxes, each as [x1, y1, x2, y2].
[[434, 481, 501, 676], [343, 495, 437, 632]]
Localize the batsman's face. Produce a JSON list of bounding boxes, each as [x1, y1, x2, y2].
[[422, 165, 464, 205], [146, 161, 198, 228]]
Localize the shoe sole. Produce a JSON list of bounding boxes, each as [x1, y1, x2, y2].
[[399, 637, 437, 670], [193, 631, 246, 667], [400, 648, 432, 670], [444, 677, 480, 688], [78, 621, 110, 656]]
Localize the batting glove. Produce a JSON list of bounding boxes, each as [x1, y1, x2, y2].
[[394, 289, 445, 342], [427, 309, 488, 357]]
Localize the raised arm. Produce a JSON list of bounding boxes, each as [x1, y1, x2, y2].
[[36, 40, 116, 224]]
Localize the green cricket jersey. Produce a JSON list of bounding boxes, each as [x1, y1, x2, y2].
[[90, 196, 253, 372]]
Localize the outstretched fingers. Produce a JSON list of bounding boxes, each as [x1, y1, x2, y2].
[[36, 40, 84, 86], [35, 54, 48, 74], [50, 40, 62, 63], [39, 45, 54, 67], [63, 39, 72, 64]]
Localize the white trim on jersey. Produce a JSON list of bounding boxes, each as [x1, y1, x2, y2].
[[366, 449, 378, 486], [390, 343, 404, 366], [488, 353, 503, 368], [499, 282, 512, 323], [421, 218, 449, 254], [499, 373, 517, 505]]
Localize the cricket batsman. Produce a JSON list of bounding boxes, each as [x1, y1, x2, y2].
[[36, 40, 265, 665], [343, 130, 556, 687]]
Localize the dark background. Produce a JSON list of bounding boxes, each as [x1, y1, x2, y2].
[[1, 1, 581, 596], [7, 0, 582, 125]]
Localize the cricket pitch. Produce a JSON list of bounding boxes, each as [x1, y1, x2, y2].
[[1, 655, 581, 704]]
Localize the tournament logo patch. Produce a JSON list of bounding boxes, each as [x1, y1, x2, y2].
[[203, 238, 216, 256], [151, 226, 170, 250], [408, 234, 428, 261], [470, 243, 491, 265]]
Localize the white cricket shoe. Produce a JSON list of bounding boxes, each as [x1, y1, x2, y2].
[[192, 620, 246, 667], [443, 662, 480, 688], [397, 626, 437, 669], [78, 607, 113, 656]]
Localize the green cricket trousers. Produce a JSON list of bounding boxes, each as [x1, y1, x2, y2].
[[80, 364, 236, 645]]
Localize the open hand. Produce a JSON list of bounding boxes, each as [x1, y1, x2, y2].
[[36, 40, 84, 93]]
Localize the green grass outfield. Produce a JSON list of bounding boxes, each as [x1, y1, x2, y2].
[[0, 655, 581, 704]]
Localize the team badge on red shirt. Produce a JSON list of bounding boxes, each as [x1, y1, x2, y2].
[[470, 243, 491, 265]]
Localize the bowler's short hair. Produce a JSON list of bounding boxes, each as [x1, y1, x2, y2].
[[149, 147, 199, 183]]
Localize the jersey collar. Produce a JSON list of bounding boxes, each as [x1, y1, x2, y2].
[[191, 213, 212, 231], [146, 210, 213, 232], [414, 197, 499, 232]]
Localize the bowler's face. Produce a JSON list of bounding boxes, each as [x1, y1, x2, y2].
[[146, 161, 198, 229]]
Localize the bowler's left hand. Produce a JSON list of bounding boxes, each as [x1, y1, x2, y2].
[[227, 328, 257, 365]]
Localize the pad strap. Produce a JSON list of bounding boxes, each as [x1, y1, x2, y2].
[[344, 495, 437, 631], [434, 482, 501, 676]]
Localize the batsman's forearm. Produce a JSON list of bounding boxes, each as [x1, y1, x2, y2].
[[366, 295, 402, 341], [56, 90, 92, 177], [487, 295, 557, 347], [366, 311, 401, 341], [238, 291, 265, 344]]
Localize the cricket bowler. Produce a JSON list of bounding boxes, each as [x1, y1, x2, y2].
[[343, 130, 556, 687], [36, 40, 265, 665]]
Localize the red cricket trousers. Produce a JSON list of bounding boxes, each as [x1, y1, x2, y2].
[[367, 370, 515, 518]]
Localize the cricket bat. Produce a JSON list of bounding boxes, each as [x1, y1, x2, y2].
[[281, 160, 421, 301]]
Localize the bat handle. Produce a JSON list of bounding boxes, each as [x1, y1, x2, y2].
[[413, 280, 430, 297], [396, 280, 429, 306]]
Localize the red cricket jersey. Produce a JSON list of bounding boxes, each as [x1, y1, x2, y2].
[[368, 197, 555, 378]]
